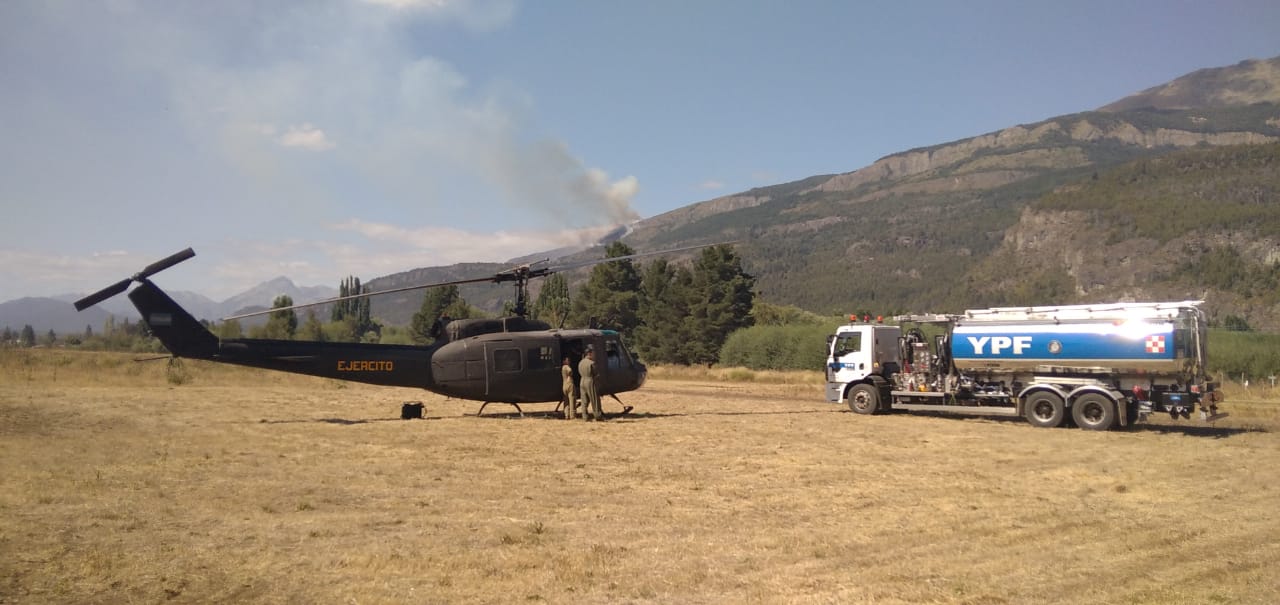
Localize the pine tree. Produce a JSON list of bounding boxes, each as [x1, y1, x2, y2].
[[569, 242, 641, 336], [683, 245, 755, 364], [633, 259, 695, 363], [20, 324, 36, 347]]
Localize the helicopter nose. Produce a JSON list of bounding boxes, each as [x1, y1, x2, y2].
[[636, 363, 647, 388]]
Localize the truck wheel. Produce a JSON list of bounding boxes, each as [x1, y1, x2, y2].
[[1072, 393, 1116, 431], [847, 384, 881, 415], [1024, 392, 1065, 428]]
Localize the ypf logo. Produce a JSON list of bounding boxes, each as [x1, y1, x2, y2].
[[1145, 335, 1166, 354]]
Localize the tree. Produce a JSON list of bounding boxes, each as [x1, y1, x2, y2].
[[683, 245, 755, 364], [217, 319, 243, 339], [331, 276, 378, 341], [1220, 314, 1252, 331], [569, 242, 641, 336], [260, 295, 297, 339], [409, 285, 460, 342], [42, 329, 57, 347], [531, 273, 571, 327], [633, 258, 696, 363], [299, 310, 327, 342], [19, 324, 36, 347]]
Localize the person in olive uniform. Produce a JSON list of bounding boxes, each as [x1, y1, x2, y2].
[[561, 356, 578, 420], [578, 347, 602, 421]]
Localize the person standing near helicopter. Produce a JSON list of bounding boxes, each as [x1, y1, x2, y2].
[[561, 356, 578, 420], [578, 347, 602, 421]]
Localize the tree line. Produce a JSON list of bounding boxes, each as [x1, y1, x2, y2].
[[175, 242, 759, 366]]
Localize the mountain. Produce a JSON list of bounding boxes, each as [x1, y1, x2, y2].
[[5, 277, 337, 335], [361, 55, 1280, 329], [219, 277, 337, 318], [1099, 57, 1280, 112], [0, 297, 112, 337]]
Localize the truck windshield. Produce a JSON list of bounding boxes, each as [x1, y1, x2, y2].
[[833, 333, 862, 356]]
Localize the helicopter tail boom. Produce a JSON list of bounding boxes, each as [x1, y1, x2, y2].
[[128, 280, 221, 359]]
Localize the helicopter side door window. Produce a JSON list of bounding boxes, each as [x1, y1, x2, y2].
[[493, 348, 522, 373], [527, 345, 554, 371]]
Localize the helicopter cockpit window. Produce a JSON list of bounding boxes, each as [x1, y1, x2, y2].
[[493, 348, 522, 373], [605, 340, 628, 370], [527, 345, 554, 370]]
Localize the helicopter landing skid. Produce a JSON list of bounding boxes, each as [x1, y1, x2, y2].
[[609, 394, 634, 416], [474, 401, 528, 417], [473, 398, 633, 418]]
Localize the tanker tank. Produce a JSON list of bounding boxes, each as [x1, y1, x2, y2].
[[950, 319, 1189, 374], [949, 301, 1204, 376]]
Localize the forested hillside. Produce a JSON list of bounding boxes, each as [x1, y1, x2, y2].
[[357, 56, 1280, 329], [965, 142, 1280, 328]]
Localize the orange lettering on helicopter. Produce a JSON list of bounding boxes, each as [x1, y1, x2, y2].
[[337, 360, 395, 372]]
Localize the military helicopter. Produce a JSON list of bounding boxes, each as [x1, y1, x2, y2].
[[75, 244, 714, 416]]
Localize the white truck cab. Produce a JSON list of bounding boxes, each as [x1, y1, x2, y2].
[[824, 322, 901, 403]]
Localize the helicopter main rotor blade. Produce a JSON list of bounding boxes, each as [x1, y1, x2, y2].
[[74, 278, 134, 311], [220, 274, 502, 321], [138, 248, 196, 281], [220, 241, 737, 321], [544, 241, 736, 274]]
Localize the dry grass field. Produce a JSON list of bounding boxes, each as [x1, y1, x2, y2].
[[3, 349, 1279, 604]]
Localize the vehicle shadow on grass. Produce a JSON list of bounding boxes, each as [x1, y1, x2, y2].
[[615, 408, 842, 420], [257, 417, 414, 425], [870, 411, 1268, 438], [1131, 422, 1267, 438]]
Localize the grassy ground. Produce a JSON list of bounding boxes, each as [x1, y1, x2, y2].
[[2, 349, 1278, 604]]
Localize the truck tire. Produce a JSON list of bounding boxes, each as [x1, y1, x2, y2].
[[847, 383, 881, 415], [1072, 393, 1117, 431], [1024, 392, 1065, 428]]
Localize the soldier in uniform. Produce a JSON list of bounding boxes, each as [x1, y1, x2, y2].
[[578, 347, 602, 421], [560, 356, 578, 420]]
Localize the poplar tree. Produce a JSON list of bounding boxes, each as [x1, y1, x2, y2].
[[332, 276, 377, 341], [531, 273, 571, 327]]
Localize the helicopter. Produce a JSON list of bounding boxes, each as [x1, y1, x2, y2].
[[75, 244, 717, 417]]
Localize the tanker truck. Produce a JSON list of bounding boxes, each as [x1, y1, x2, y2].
[[824, 301, 1224, 430]]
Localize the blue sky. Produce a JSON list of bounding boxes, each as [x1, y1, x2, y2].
[[2, 0, 1278, 302]]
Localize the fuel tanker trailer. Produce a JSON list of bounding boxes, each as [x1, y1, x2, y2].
[[824, 301, 1224, 430]]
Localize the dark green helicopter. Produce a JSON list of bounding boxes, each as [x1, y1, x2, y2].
[[75, 244, 712, 416]]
